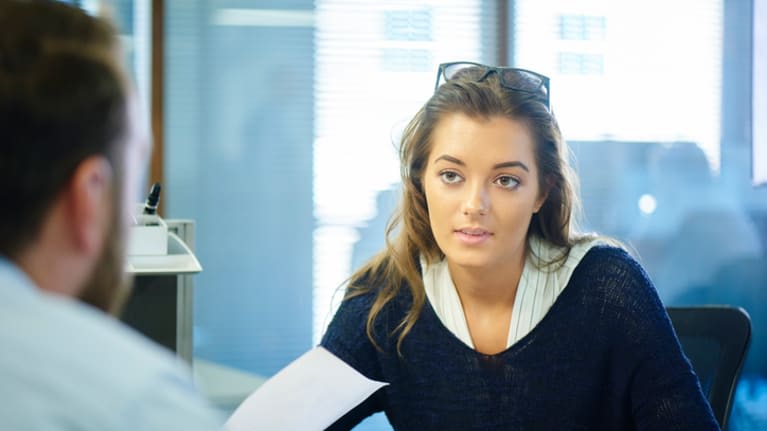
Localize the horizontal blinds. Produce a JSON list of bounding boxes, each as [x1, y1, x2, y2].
[[514, 0, 722, 170], [313, 0, 495, 342]]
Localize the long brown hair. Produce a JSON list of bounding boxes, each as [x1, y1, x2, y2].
[[346, 70, 583, 353]]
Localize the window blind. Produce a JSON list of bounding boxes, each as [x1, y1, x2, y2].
[[514, 0, 723, 170], [312, 0, 498, 344]]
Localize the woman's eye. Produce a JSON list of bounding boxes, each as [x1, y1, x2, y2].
[[495, 175, 519, 189], [439, 171, 463, 184]]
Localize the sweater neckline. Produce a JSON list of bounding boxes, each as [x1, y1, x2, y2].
[[419, 246, 595, 358], [421, 236, 600, 350]]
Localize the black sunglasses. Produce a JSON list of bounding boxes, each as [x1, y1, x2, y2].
[[435, 61, 551, 110]]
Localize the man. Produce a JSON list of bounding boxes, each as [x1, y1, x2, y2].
[[0, 1, 223, 429]]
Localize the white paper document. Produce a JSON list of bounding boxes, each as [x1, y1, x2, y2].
[[226, 347, 388, 431]]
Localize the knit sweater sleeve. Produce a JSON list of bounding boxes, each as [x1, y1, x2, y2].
[[320, 288, 387, 430], [587, 247, 720, 430]]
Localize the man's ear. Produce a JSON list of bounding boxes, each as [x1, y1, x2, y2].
[[65, 155, 114, 255]]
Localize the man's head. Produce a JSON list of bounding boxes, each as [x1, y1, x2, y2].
[[0, 0, 148, 312]]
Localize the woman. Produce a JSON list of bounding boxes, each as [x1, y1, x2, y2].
[[321, 62, 719, 430]]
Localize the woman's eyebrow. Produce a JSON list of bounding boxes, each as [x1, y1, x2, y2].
[[493, 161, 529, 172], [433, 155, 529, 172], [434, 154, 464, 166]]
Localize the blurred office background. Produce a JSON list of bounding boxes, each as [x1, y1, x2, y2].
[[72, 0, 766, 429]]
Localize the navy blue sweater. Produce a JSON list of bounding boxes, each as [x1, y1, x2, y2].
[[321, 246, 720, 430]]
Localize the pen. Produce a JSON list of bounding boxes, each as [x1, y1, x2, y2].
[[143, 183, 162, 215]]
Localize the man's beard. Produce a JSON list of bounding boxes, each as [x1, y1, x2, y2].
[[77, 201, 133, 316]]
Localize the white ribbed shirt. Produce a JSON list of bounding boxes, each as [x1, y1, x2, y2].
[[422, 236, 600, 349]]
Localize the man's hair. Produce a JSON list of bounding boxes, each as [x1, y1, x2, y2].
[[0, 0, 128, 257]]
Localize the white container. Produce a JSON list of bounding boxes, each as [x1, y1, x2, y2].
[[127, 214, 168, 256]]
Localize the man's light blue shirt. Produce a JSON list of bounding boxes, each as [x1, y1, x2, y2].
[[0, 257, 224, 430]]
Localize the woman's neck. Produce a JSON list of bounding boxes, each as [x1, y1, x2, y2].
[[447, 250, 526, 311]]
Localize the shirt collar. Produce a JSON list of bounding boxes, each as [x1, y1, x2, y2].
[[0, 256, 40, 298]]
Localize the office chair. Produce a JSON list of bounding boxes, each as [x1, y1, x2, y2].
[[667, 306, 752, 430]]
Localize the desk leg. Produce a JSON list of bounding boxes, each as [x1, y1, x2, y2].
[[177, 274, 194, 363]]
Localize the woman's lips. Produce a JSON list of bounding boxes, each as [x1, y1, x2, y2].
[[454, 228, 492, 245]]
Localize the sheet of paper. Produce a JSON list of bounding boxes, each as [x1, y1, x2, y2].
[[226, 346, 388, 431]]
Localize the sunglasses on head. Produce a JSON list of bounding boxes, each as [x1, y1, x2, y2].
[[435, 61, 551, 111]]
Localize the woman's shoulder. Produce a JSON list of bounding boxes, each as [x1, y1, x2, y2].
[[571, 243, 657, 302], [577, 242, 646, 276], [330, 266, 412, 327], [562, 243, 671, 338], [321, 263, 412, 364]]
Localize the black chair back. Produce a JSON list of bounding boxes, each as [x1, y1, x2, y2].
[[667, 306, 751, 430]]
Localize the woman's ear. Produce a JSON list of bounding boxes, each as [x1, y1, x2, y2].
[[534, 176, 554, 214]]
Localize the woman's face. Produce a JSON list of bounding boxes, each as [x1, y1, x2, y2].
[[422, 113, 547, 271]]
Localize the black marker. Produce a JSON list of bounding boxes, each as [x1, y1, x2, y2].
[[143, 183, 162, 215]]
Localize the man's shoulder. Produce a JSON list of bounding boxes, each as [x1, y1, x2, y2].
[[0, 288, 221, 429], [0, 260, 175, 373], [13, 287, 180, 369]]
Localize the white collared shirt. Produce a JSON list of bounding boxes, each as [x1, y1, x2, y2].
[[0, 257, 223, 430], [422, 236, 600, 349]]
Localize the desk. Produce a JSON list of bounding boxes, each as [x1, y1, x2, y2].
[[121, 221, 265, 412], [194, 359, 266, 413], [122, 219, 201, 363]]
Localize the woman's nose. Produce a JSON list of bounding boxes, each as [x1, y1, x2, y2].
[[462, 183, 489, 216]]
